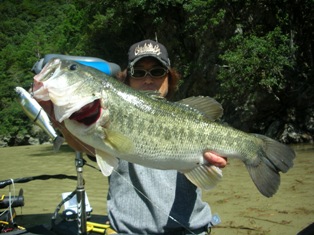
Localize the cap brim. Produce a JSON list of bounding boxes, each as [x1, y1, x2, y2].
[[129, 55, 169, 69]]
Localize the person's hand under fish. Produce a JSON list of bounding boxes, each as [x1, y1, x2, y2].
[[204, 152, 227, 168]]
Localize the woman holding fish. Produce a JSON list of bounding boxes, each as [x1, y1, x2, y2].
[[31, 33, 295, 233], [106, 40, 227, 235]]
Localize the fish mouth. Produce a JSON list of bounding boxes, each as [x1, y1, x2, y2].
[[33, 58, 62, 92], [69, 99, 101, 126]]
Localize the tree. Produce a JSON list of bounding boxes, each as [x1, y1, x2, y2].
[[0, 0, 89, 138], [0, 0, 313, 143], [217, 27, 295, 102]]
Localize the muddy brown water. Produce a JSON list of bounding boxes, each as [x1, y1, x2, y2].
[[0, 144, 313, 235]]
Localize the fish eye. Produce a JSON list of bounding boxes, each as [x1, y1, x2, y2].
[[69, 64, 78, 71]]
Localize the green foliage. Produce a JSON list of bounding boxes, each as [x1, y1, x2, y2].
[[0, 0, 88, 137], [0, 101, 32, 136], [216, 27, 296, 102], [183, 0, 225, 36]]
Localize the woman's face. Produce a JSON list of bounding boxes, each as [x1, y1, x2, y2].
[[129, 57, 169, 97]]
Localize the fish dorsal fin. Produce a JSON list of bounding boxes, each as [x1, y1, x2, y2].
[[103, 129, 134, 154], [183, 164, 223, 190], [95, 150, 119, 176], [177, 96, 223, 121]]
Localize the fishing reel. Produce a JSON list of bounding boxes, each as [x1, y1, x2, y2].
[[0, 189, 25, 233], [60, 192, 92, 222], [0, 189, 24, 210]]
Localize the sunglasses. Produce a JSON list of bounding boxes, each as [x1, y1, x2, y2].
[[130, 67, 168, 79]]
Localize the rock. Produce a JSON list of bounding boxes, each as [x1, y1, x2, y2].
[[279, 123, 313, 143], [304, 108, 314, 132], [28, 137, 40, 145], [0, 140, 8, 147]]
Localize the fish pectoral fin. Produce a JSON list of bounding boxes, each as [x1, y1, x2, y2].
[[104, 129, 134, 154], [183, 165, 223, 190], [95, 150, 119, 176], [177, 96, 223, 121]]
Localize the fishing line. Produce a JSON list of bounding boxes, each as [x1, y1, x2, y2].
[[0, 175, 77, 189], [8, 180, 15, 224]]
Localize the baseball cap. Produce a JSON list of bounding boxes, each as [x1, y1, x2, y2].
[[128, 39, 171, 69]]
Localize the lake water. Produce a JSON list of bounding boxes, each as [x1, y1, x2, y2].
[[1, 143, 313, 234]]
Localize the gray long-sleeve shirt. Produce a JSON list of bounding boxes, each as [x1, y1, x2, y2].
[[107, 160, 213, 234]]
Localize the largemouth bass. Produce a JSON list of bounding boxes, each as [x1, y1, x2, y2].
[[15, 86, 64, 151], [32, 58, 295, 197]]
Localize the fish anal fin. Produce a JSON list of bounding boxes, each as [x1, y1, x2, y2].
[[184, 165, 223, 190], [104, 129, 134, 154], [95, 150, 119, 176], [177, 96, 223, 121]]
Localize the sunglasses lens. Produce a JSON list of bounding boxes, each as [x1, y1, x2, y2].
[[132, 69, 147, 78], [131, 68, 168, 79], [150, 68, 167, 77]]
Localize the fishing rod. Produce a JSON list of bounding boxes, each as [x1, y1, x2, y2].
[[0, 174, 77, 189], [0, 163, 92, 235], [0, 175, 76, 233], [50, 152, 88, 235]]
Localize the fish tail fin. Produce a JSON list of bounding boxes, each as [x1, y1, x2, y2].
[[247, 134, 295, 197], [53, 136, 65, 152], [184, 165, 223, 190]]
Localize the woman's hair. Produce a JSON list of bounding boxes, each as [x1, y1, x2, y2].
[[115, 67, 180, 100]]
